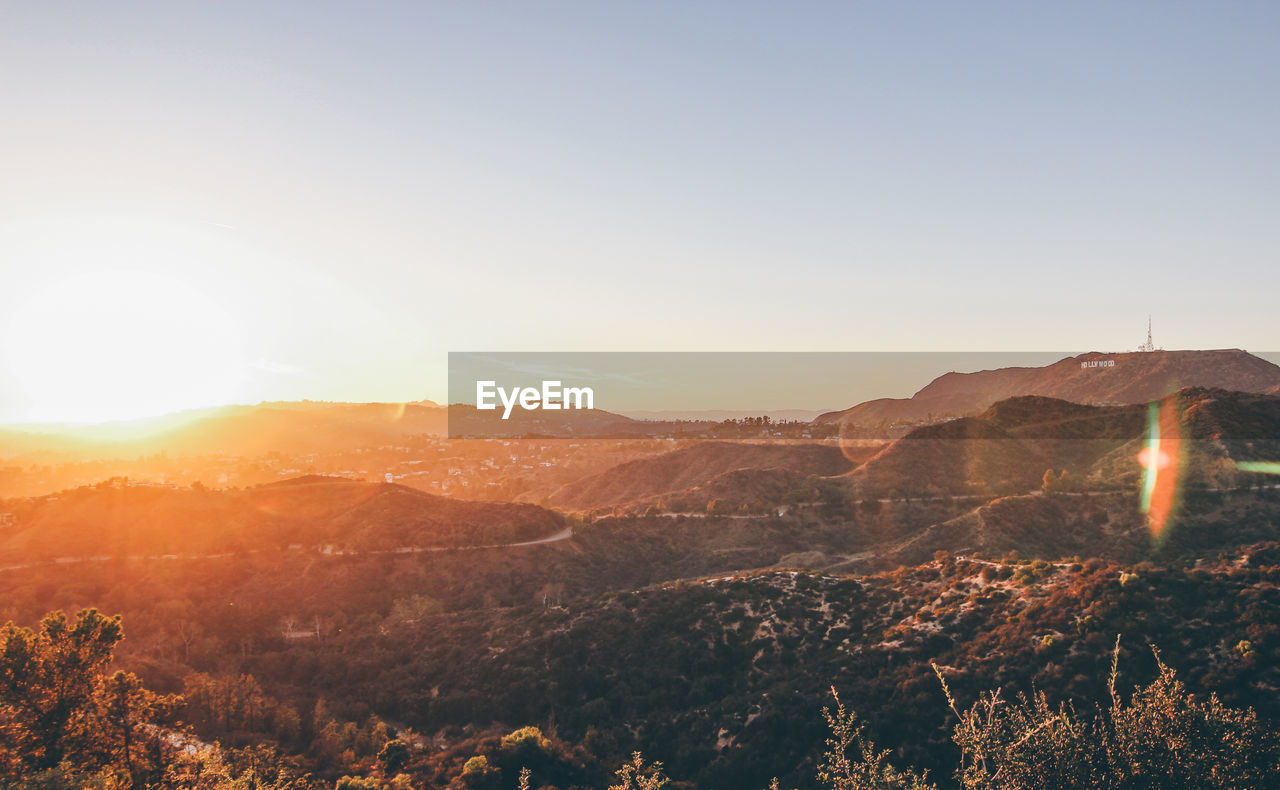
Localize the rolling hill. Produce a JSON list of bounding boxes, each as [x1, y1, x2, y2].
[[846, 416, 1048, 498], [844, 387, 1280, 498], [545, 441, 859, 512], [0, 475, 563, 563]]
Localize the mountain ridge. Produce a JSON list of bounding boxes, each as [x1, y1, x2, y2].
[[817, 349, 1280, 429]]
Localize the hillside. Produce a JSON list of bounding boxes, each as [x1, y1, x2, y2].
[[2, 391, 1279, 789], [0, 475, 563, 563], [842, 388, 1280, 498], [9, 544, 1272, 790], [817, 349, 1280, 430], [847, 417, 1047, 499], [3, 465, 1280, 787], [625, 466, 818, 515], [878, 492, 1147, 566], [354, 553, 1280, 788], [546, 441, 857, 512]]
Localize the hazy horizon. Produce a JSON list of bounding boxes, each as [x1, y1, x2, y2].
[[3, 2, 1279, 422], [2, 347, 1277, 430]]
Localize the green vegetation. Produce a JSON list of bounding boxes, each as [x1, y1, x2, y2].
[[5, 606, 1274, 783], [0, 609, 177, 786], [5, 548, 1280, 788], [0, 610, 323, 789], [936, 643, 1280, 788], [749, 644, 1280, 790]]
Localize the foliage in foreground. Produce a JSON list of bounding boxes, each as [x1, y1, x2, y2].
[[445, 638, 1280, 790], [0, 610, 314, 790], [0, 609, 180, 787], [795, 639, 1280, 789], [937, 641, 1280, 789], [3, 608, 1280, 789]]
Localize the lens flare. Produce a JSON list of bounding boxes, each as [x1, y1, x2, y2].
[[1235, 461, 1280, 475], [836, 413, 887, 467], [1139, 398, 1184, 542]]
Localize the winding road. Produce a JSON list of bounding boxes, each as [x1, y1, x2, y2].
[[0, 525, 577, 575]]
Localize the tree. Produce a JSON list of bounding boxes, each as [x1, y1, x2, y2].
[[1042, 469, 1069, 495], [95, 670, 178, 787], [378, 738, 410, 775], [0, 609, 122, 770], [0, 609, 178, 786]]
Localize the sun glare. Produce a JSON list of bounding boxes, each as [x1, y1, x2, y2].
[[6, 270, 245, 424]]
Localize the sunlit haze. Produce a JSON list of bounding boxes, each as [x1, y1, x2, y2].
[[3, 2, 1279, 422]]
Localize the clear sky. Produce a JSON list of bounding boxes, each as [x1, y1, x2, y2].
[[1, 2, 1278, 422]]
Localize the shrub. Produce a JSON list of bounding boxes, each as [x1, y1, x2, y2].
[[501, 726, 552, 754], [934, 640, 1280, 789], [462, 756, 491, 776], [608, 752, 667, 790], [814, 689, 937, 790]]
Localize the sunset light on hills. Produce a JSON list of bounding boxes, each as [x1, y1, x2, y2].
[[3, 3, 1280, 789]]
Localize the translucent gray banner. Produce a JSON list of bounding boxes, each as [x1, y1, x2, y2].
[[447, 350, 1280, 441]]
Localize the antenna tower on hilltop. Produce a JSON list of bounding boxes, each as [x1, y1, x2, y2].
[[1137, 316, 1157, 352]]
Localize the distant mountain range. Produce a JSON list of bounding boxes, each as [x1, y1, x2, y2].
[[0, 401, 447, 458], [816, 349, 1280, 429], [4, 349, 1278, 457]]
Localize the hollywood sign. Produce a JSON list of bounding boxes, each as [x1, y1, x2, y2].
[[1081, 360, 1117, 369]]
